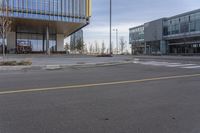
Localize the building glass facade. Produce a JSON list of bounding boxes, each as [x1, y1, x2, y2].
[[163, 12, 200, 36], [130, 9, 200, 55], [6, 0, 89, 23], [70, 29, 83, 51], [16, 33, 56, 52], [0, 0, 91, 53], [129, 26, 144, 43], [129, 26, 145, 54]]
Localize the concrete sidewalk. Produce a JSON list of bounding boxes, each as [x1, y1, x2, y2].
[[1, 54, 200, 71], [0, 55, 133, 71]]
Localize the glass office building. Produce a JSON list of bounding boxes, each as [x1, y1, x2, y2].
[[130, 9, 200, 55], [70, 29, 83, 51], [0, 0, 92, 53]]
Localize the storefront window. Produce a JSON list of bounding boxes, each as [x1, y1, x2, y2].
[[17, 33, 56, 53]]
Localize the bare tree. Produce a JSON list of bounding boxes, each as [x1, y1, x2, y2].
[[0, 0, 12, 61], [65, 42, 70, 50], [106, 48, 109, 54], [89, 44, 93, 54], [83, 43, 88, 54], [94, 41, 100, 54], [64, 42, 70, 54], [76, 38, 84, 54], [119, 37, 126, 54], [101, 41, 105, 54]]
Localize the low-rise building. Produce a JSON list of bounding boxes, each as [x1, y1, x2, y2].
[[129, 9, 200, 55]]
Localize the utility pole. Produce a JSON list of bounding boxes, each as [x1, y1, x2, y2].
[[109, 0, 112, 55]]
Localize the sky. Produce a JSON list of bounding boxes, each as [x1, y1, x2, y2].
[[80, 0, 200, 51]]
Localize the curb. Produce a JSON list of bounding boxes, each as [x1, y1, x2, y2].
[[0, 66, 32, 71]]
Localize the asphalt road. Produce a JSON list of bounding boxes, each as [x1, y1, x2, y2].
[[0, 59, 200, 133]]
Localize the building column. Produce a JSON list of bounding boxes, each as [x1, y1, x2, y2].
[[160, 40, 167, 55], [56, 34, 64, 51], [42, 33, 45, 52], [144, 42, 147, 55], [166, 41, 169, 54], [46, 26, 49, 54], [7, 32, 16, 54]]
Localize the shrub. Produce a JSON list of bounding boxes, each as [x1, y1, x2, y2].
[[0, 60, 32, 66], [96, 54, 113, 57], [17, 60, 32, 66], [1, 61, 17, 66]]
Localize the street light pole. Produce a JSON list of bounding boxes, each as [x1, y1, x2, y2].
[[116, 29, 118, 54], [113, 29, 118, 54], [109, 0, 112, 55]]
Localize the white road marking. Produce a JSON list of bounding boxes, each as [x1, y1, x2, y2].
[[0, 73, 200, 95], [182, 66, 200, 69], [133, 61, 200, 70], [166, 64, 195, 67]]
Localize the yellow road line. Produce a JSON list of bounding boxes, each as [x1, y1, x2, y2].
[[0, 73, 200, 95]]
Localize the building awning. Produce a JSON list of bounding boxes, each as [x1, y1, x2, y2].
[[11, 17, 88, 37], [169, 41, 200, 45], [164, 31, 200, 40]]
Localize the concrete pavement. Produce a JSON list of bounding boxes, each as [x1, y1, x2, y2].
[[1, 63, 200, 133], [0, 54, 132, 65]]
